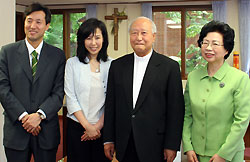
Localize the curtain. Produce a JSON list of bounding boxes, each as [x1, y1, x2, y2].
[[86, 5, 97, 19], [239, 0, 250, 74], [212, 0, 227, 22], [141, 3, 152, 20]]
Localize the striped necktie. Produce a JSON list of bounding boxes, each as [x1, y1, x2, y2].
[[32, 50, 38, 77]]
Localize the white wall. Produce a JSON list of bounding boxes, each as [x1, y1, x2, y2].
[[0, 0, 15, 161]]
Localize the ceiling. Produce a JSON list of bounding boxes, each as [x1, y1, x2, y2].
[[16, 0, 211, 6]]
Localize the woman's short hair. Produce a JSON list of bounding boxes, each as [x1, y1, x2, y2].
[[77, 18, 109, 64], [197, 20, 235, 60]]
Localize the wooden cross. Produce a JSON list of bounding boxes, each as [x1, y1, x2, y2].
[[105, 8, 128, 50]]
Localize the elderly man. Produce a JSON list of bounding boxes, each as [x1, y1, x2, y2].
[[103, 16, 184, 162]]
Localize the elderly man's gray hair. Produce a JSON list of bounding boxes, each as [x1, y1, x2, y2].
[[128, 16, 157, 34]]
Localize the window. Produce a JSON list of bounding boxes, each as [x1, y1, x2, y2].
[[44, 9, 86, 59], [44, 14, 63, 49], [15, 9, 86, 59], [153, 6, 213, 79]]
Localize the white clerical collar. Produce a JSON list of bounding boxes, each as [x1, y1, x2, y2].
[[134, 49, 153, 62], [25, 39, 43, 55]]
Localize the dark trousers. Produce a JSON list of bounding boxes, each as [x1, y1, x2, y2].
[[120, 132, 141, 162], [5, 136, 57, 162], [66, 117, 110, 162]]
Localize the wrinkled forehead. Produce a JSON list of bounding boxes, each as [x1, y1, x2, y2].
[[130, 19, 152, 31]]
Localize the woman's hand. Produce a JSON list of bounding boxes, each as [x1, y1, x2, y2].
[[186, 150, 199, 162], [81, 123, 100, 141], [209, 154, 225, 162], [93, 121, 103, 131]]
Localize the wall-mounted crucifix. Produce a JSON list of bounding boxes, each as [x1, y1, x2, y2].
[[105, 8, 128, 50]]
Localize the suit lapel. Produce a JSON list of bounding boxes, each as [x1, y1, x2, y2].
[[33, 43, 49, 83], [16, 40, 33, 82], [133, 51, 161, 113], [123, 54, 134, 110]]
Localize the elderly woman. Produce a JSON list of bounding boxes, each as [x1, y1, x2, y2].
[[182, 20, 250, 162]]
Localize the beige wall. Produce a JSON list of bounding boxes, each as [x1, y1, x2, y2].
[[0, 0, 15, 46], [0, 103, 6, 162], [226, 0, 240, 67], [0, 0, 15, 161], [0, 1, 241, 161], [96, 1, 239, 66], [97, 4, 141, 59]]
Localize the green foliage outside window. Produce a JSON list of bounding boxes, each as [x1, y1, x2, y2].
[[44, 13, 86, 57], [44, 14, 63, 49], [163, 11, 213, 74], [70, 13, 86, 57]]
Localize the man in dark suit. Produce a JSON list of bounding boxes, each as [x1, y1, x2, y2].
[[0, 3, 65, 162], [103, 17, 184, 162]]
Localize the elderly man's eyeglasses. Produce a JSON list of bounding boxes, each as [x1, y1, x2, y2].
[[201, 41, 224, 49]]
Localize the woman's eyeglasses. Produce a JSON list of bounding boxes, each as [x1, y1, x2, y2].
[[201, 41, 224, 49]]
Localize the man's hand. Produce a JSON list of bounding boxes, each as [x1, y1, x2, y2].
[[31, 126, 41, 136], [104, 143, 115, 160], [22, 113, 42, 133], [209, 154, 225, 162], [186, 150, 199, 162], [164, 149, 177, 162], [21, 114, 29, 124]]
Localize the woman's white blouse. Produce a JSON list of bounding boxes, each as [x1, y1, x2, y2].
[[64, 56, 112, 124], [88, 72, 105, 124]]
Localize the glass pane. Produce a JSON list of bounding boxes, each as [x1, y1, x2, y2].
[[44, 14, 63, 49], [70, 13, 86, 57], [153, 11, 182, 66], [185, 11, 213, 74]]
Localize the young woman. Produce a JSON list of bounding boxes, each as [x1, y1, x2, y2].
[[65, 18, 111, 162]]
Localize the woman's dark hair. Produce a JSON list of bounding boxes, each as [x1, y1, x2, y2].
[[24, 2, 51, 25], [77, 18, 109, 64], [197, 20, 235, 60]]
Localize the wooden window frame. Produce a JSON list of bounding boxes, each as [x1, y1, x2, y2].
[[153, 5, 212, 79], [50, 9, 86, 60], [50, 9, 86, 157], [15, 9, 86, 60]]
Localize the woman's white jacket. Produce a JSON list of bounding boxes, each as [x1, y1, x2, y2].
[[64, 56, 112, 122]]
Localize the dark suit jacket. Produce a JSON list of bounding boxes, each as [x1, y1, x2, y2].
[[103, 51, 184, 162], [0, 40, 66, 150]]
